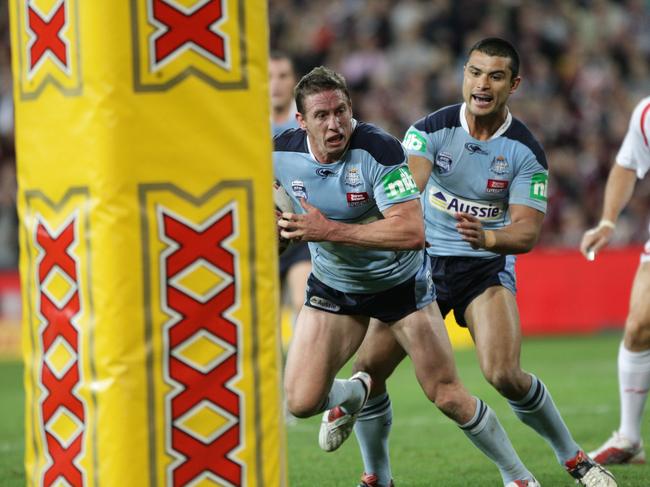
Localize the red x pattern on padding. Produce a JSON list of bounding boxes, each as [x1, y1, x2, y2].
[[27, 0, 68, 70], [36, 219, 85, 486], [162, 209, 243, 486], [151, 0, 226, 66]]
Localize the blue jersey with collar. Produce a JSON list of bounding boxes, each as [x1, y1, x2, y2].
[[273, 121, 422, 293], [404, 103, 549, 257]]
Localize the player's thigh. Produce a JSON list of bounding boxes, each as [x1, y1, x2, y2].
[[624, 261, 650, 350], [465, 285, 522, 373], [354, 319, 407, 388], [285, 306, 368, 393], [286, 260, 311, 309], [391, 301, 458, 385]]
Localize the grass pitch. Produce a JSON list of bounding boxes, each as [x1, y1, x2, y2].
[[2, 334, 649, 486]]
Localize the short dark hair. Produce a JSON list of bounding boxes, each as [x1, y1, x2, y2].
[[294, 66, 351, 114], [467, 37, 520, 80]]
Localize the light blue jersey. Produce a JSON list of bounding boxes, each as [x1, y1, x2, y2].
[[273, 121, 422, 293], [404, 103, 548, 257]]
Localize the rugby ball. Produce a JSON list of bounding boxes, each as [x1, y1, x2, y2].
[[273, 181, 294, 254], [273, 180, 295, 214]]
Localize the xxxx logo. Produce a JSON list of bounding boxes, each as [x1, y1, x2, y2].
[[159, 205, 244, 486], [23, 190, 94, 486], [15, 0, 81, 99], [133, 0, 247, 91], [34, 214, 87, 486]]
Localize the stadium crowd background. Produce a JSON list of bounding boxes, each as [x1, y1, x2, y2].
[[0, 0, 649, 270]]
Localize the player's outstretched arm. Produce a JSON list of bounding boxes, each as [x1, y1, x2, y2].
[[455, 204, 544, 254], [278, 198, 425, 250], [580, 164, 637, 259]]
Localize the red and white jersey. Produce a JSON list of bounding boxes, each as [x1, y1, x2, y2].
[[616, 96, 650, 179]]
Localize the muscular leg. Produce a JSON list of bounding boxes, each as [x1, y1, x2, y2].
[[466, 286, 580, 464], [352, 321, 406, 486], [286, 260, 311, 322], [354, 302, 534, 485], [618, 262, 650, 443], [284, 306, 368, 418]]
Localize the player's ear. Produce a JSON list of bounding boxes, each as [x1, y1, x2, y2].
[[510, 76, 521, 93], [296, 111, 307, 129]]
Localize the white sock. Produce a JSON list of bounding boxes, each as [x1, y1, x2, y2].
[[508, 374, 580, 464], [325, 378, 366, 414], [618, 342, 650, 444], [354, 393, 392, 486], [460, 398, 534, 485]]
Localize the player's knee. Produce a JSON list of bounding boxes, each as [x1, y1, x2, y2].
[[430, 381, 465, 418], [625, 315, 650, 350], [285, 391, 324, 418], [484, 366, 523, 398]]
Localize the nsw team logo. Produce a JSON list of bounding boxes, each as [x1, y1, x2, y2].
[[435, 152, 453, 173], [131, 0, 248, 91], [291, 180, 307, 200], [15, 0, 82, 99], [489, 155, 510, 175], [344, 167, 362, 187]]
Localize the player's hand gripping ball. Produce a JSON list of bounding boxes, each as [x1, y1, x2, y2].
[[273, 181, 295, 254]]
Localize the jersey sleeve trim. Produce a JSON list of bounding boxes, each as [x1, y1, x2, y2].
[[273, 128, 308, 153], [503, 119, 548, 169], [350, 122, 406, 167]]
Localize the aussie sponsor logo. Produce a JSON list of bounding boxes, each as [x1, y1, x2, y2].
[[382, 167, 418, 200], [465, 142, 488, 155], [486, 179, 509, 193], [316, 167, 338, 178], [428, 185, 505, 220], [489, 155, 509, 175], [403, 130, 427, 153], [291, 180, 307, 199], [344, 167, 363, 187], [530, 172, 548, 201], [346, 192, 369, 207], [435, 151, 453, 173], [309, 296, 341, 312]]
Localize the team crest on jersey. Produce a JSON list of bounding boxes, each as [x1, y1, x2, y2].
[[291, 180, 307, 200], [344, 168, 363, 187], [489, 156, 509, 175], [435, 152, 453, 173], [131, 0, 248, 91], [15, 0, 82, 99]]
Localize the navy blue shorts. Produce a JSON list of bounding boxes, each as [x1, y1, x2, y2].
[[429, 254, 517, 327], [304, 256, 435, 323], [279, 242, 311, 279]]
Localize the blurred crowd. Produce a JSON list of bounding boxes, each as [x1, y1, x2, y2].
[[0, 1, 648, 270], [0, 2, 16, 270], [270, 0, 650, 246]]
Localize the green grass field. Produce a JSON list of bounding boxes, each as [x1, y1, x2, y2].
[[2, 333, 649, 486]]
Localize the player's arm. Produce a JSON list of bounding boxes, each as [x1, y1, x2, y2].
[[455, 204, 544, 254], [579, 163, 637, 257], [408, 155, 433, 192], [278, 198, 425, 250]]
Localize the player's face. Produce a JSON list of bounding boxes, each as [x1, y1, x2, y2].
[[462, 50, 520, 118], [269, 58, 296, 111], [297, 89, 353, 163]]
